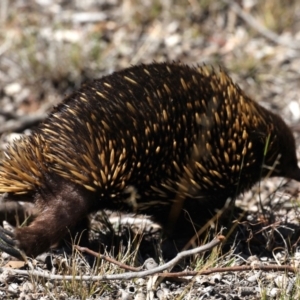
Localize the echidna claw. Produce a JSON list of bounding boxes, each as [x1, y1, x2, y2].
[[0, 226, 24, 260]]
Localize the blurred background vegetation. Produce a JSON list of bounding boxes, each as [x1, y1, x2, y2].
[[1, 0, 300, 122]]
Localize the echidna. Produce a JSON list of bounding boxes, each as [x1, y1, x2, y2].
[[0, 62, 299, 258]]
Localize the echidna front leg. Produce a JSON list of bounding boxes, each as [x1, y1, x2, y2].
[[2, 178, 95, 258]]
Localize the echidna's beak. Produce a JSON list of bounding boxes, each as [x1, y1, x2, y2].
[[288, 167, 300, 182]]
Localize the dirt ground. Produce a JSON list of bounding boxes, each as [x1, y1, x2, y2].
[[1, 0, 300, 299]]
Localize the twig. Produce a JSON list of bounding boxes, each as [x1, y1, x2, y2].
[[0, 113, 47, 134], [222, 0, 300, 50], [0, 236, 224, 281], [157, 264, 297, 277]]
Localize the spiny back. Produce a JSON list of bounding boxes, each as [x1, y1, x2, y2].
[[0, 63, 299, 212]]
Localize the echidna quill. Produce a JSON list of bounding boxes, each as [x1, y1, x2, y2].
[[0, 62, 299, 259]]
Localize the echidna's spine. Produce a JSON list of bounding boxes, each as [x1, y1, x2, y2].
[[0, 63, 299, 212]]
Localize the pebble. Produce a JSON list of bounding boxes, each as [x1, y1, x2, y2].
[[211, 274, 222, 283], [143, 258, 158, 270], [247, 271, 261, 283], [156, 288, 170, 300], [134, 293, 146, 300], [118, 289, 133, 300], [268, 287, 280, 298], [4, 82, 21, 95], [20, 282, 34, 293], [8, 283, 19, 294]]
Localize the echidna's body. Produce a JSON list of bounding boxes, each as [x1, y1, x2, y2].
[[0, 63, 299, 257]]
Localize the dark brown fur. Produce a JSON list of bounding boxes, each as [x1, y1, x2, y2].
[[0, 63, 299, 257]]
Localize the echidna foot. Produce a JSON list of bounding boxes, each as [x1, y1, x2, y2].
[[0, 226, 24, 260]]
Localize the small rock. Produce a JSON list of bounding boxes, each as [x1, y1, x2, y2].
[[0, 270, 11, 283], [268, 287, 280, 298], [118, 289, 133, 300], [45, 281, 54, 289], [134, 293, 146, 300], [143, 258, 158, 270], [211, 274, 222, 283], [8, 283, 19, 294], [156, 288, 170, 300], [239, 286, 257, 296], [247, 255, 259, 263], [21, 282, 34, 293], [4, 82, 21, 96], [247, 271, 261, 282], [274, 275, 289, 289], [135, 278, 145, 286]]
